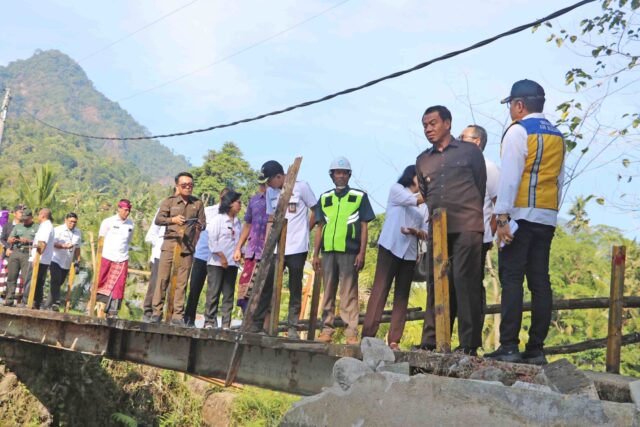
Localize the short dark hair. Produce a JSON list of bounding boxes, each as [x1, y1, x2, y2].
[[397, 165, 417, 188], [467, 124, 488, 151], [423, 105, 452, 123], [66, 212, 78, 219], [174, 172, 194, 184], [219, 190, 242, 214], [521, 97, 545, 113]]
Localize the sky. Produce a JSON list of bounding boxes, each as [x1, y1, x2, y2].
[[1, 0, 638, 237]]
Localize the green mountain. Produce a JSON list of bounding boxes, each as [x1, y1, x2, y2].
[[0, 49, 189, 198]]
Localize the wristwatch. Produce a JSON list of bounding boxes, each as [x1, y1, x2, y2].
[[496, 217, 509, 228]]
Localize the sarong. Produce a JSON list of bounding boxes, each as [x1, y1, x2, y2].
[[236, 258, 258, 310], [97, 258, 128, 300]]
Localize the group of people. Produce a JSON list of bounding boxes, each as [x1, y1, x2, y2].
[[1, 207, 81, 310], [0, 78, 564, 365]]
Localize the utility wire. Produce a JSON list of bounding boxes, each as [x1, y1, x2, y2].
[[77, 0, 200, 63], [117, 0, 352, 103], [27, 0, 595, 141]]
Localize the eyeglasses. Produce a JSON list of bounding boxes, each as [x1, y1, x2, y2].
[[179, 183, 194, 189]]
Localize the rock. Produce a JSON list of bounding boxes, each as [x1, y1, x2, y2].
[[468, 380, 504, 387], [469, 366, 507, 384], [360, 337, 395, 371], [282, 372, 639, 427], [0, 372, 17, 396], [332, 357, 373, 391], [629, 380, 640, 410], [377, 362, 410, 376], [512, 381, 555, 394], [202, 391, 237, 427], [542, 359, 600, 400]]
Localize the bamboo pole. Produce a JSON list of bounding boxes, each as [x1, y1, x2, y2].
[[432, 208, 450, 353], [307, 269, 322, 341], [26, 243, 43, 309], [299, 271, 313, 320], [87, 237, 104, 316], [64, 262, 77, 313], [268, 220, 287, 336], [165, 226, 185, 322], [606, 245, 626, 374]]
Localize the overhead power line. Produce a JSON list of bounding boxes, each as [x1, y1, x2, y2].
[[117, 0, 353, 103], [78, 0, 200, 63], [27, 0, 595, 141]]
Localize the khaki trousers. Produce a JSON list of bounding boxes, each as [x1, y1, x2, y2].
[[151, 239, 194, 320], [320, 252, 359, 338]]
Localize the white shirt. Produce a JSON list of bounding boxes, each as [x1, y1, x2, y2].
[[378, 183, 429, 260], [193, 229, 209, 261], [144, 220, 165, 262], [205, 204, 219, 223], [99, 214, 134, 262], [266, 180, 317, 256], [483, 159, 500, 243], [32, 219, 55, 265], [51, 224, 82, 269], [207, 213, 242, 267], [495, 113, 564, 227]]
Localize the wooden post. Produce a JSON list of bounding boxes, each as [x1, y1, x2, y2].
[[225, 157, 302, 387], [307, 269, 322, 341], [165, 227, 185, 322], [268, 220, 287, 335], [88, 237, 104, 316], [606, 245, 625, 374], [299, 271, 313, 320], [432, 208, 451, 353], [64, 262, 77, 313], [27, 243, 43, 309]]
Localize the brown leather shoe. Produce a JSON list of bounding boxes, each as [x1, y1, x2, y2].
[[346, 336, 359, 345], [316, 333, 332, 343]]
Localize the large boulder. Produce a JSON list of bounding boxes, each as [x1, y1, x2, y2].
[[282, 372, 639, 426], [202, 391, 237, 427]]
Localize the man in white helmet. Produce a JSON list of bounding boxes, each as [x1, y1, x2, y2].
[[312, 157, 375, 344]]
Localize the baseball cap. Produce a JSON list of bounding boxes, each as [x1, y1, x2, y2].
[[22, 208, 33, 217], [258, 160, 285, 184], [500, 79, 545, 104], [13, 204, 25, 212]]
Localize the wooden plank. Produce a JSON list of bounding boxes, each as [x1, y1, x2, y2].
[[64, 262, 77, 313], [87, 237, 104, 316], [268, 219, 288, 335], [225, 157, 302, 386], [432, 208, 450, 353], [26, 243, 43, 309], [606, 245, 625, 374], [164, 227, 185, 322], [307, 270, 322, 341]]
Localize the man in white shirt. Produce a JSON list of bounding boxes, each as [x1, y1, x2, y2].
[[96, 199, 134, 317], [46, 212, 82, 311], [29, 208, 55, 309], [249, 160, 317, 339], [486, 79, 565, 365], [459, 124, 500, 325]]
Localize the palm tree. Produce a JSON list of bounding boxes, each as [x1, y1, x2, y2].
[[16, 164, 59, 211]]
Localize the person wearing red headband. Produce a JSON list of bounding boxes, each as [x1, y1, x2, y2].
[[95, 199, 134, 317]]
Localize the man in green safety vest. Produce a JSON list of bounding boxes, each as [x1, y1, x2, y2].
[[312, 157, 375, 345]]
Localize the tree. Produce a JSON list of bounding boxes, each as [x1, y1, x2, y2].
[[16, 163, 59, 210], [567, 195, 593, 232], [190, 142, 258, 204], [542, 0, 639, 211]]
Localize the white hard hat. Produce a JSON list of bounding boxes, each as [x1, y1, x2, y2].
[[329, 156, 352, 171]]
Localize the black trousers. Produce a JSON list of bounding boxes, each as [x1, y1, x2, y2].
[[31, 263, 50, 309], [251, 252, 307, 331], [498, 219, 555, 351], [184, 258, 208, 324], [46, 262, 69, 308], [362, 245, 415, 343], [143, 259, 160, 317], [422, 231, 483, 349], [204, 265, 238, 328]]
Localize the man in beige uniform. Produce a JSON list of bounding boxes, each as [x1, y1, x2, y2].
[[151, 172, 205, 325]]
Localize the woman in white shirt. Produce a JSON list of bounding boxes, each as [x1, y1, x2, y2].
[[204, 191, 242, 329], [362, 166, 428, 349]]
